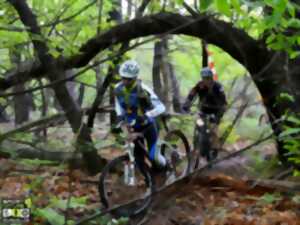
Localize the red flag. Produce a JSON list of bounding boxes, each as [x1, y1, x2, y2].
[[206, 47, 218, 80]]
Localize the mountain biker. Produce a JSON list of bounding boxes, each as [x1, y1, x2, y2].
[[114, 59, 167, 170], [182, 67, 227, 151]]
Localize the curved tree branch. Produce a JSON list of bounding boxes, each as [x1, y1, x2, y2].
[[64, 12, 270, 73], [1, 12, 270, 91]]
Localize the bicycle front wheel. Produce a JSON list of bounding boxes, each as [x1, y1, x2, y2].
[[161, 130, 192, 178], [194, 127, 212, 166], [98, 155, 154, 217]]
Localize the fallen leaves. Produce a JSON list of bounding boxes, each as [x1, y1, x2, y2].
[[0, 158, 100, 224], [142, 173, 300, 225], [1, 156, 300, 225]]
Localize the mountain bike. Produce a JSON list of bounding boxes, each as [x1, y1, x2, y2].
[[193, 112, 219, 169], [98, 121, 191, 217]]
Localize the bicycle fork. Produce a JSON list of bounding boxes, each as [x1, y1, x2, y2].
[[124, 143, 136, 186]]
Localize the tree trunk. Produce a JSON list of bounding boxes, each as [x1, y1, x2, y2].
[[13, 84, 30, 125], [53, 70, 77, 112], [9, 47, 30, 125], [94, 65, 105, 122], [160, 39, 171, 111], [7, 0, 105, 175], [169, 62, 182, 112], [253, 52, 298, 163], [0, 104, 10, 123], [108, 0, 122, 128], [66, 69, 78, 100], [110, 84, 117, 128], [36, 79, 48, 140], [127, 0, 132, 19], [77, 83, 85, 107], [152, 41, 164, 101], [202, 40, 208, 67]]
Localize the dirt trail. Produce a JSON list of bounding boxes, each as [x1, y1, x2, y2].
[[130, 172, 300, 225], [1, 135, 298, 225], [127, 145, 299, 225]]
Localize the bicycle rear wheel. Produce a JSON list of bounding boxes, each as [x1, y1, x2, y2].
[[161, 130, 191, 178], [99, 155, 154, 217]]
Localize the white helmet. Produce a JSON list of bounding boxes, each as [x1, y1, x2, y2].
[[119, 60, 140, 78]]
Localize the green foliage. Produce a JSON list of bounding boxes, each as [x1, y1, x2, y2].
[[29, 189, 87, 225], [106, 217, 129, 225], [0, 30, 28, 48], [215, 0, 231, 17], [207, 45, 246, 81], [280, 127, 300, 138], [169, 36, 201, 94], [29, 176, 44, 190], [258, 192, 282, 205], [275, 93, 295, 107], [34, 208, 65, 225], [94, 138, 114, 149], [246, 153, 280, 178], [231, 0, 241, 13], [0, 97, 6, 105], [200, 0, 213, 12], [201, 0, 299, 58], [167, 114, 195, 138], [19, 159, 57, 167], [44, 137, 68, 150], [235, 117, 270, 140], [0, 146, 18, 158], [12, 132, 34, 143], [218, 120, 240, 144], [84, 215, 128, 225], [149, 1, 162, 12], [175, 0, 184, 5], [292, 194, 300, 204], [76, 70, 96, 86], [49, 196, 87, 210], [280, 114, 300, 172]]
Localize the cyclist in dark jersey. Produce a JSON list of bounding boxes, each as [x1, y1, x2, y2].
[[182, 67, 227, 155], [182, 67, 227, 123]]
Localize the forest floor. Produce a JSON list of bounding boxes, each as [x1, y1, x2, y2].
[[134, 174, 300, 225], [0, 123, 299, 224]]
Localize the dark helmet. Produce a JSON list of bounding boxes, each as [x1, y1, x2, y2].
[[200, 67, 213, 78]]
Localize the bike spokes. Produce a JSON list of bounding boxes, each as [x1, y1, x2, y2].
[[99, 155, 153, 217]]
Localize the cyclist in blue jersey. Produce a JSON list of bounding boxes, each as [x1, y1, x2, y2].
[[114, 59, 167, 170]]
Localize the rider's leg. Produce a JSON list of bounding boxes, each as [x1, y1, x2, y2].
[[144, 122, 166, 168], [133, 136, 145, 162], [133, 137, 148, 171]]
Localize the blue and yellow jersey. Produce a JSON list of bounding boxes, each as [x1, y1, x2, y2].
[[114, 80, 165, 127]]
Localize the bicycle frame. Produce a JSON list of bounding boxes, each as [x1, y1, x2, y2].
[[99, 121, 191, 217], [122, 131, 145, 186], [194, 113, 216, 168]]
